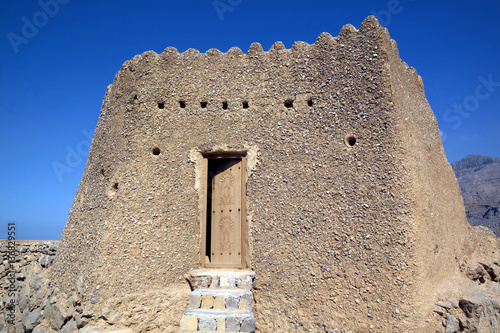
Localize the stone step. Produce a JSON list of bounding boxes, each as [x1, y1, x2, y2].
[[181, 269, 256, 332], [180, 310, 256, 333], [187, 269, 255, 290], [190, 289, 253, 311]]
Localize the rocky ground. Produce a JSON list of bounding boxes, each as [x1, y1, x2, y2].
[[0, 241, 189, 333], [428, 227, 500, 333], [1, 231, 499, 333], [452, 155, 500, 237], [430, 260, 500, 333]]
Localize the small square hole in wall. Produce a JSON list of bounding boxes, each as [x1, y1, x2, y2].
[[201, 102, 208, 108], [308, 98, 313, 107], [158, 102, 165, 109], [223, 101, 228, 110], [242, 101, 249, 109], [179, 101, 186, 108], [284, 99, 294, 108]]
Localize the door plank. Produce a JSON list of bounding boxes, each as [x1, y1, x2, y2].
[[211, 159, 242, 266]]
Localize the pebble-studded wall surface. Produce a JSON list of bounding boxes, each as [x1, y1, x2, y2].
[[51, 16, 473, 331]]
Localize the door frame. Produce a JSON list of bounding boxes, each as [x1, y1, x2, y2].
[[201, 152, 247, 268]]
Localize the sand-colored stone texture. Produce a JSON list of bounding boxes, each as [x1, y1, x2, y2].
[[49, 16, 499, 332]]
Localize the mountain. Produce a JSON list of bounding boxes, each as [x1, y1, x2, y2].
[[452, 155, 500, 236]]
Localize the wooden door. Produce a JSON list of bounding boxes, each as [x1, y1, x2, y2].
[[210, 159, 242, 266]]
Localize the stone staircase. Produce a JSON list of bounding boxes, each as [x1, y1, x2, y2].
[[180, 269, 256, 333]]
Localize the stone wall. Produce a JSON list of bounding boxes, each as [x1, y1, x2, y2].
[[382, 27, 473, 320], [0, 241, 59, 332], [0, 241, 98, 333], [1, 240, 189, 333]]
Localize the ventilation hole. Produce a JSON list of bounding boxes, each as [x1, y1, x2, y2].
[[346, 136, 357, 147], [222, 101, 228, 110], [152, 147, 161, 155], [200, 101, 208, 108], [179, 101, 186, 108], [112, 183, 119, 191], [133, 95, 138, 100], [284, 99, 294, 108], [308, 98, 313, 107], [158, 102, 165, 109], [242, 101, 249, 109]]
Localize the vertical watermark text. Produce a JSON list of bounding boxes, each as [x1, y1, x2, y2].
[[6, 222, 17, 325]]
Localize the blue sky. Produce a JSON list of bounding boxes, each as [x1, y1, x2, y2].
[[1, 0, 499, 240]]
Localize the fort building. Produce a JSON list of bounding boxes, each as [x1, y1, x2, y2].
[[51, 16, 478, 332]]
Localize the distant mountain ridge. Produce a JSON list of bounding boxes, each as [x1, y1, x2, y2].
[[452, 155, 500, 236]]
